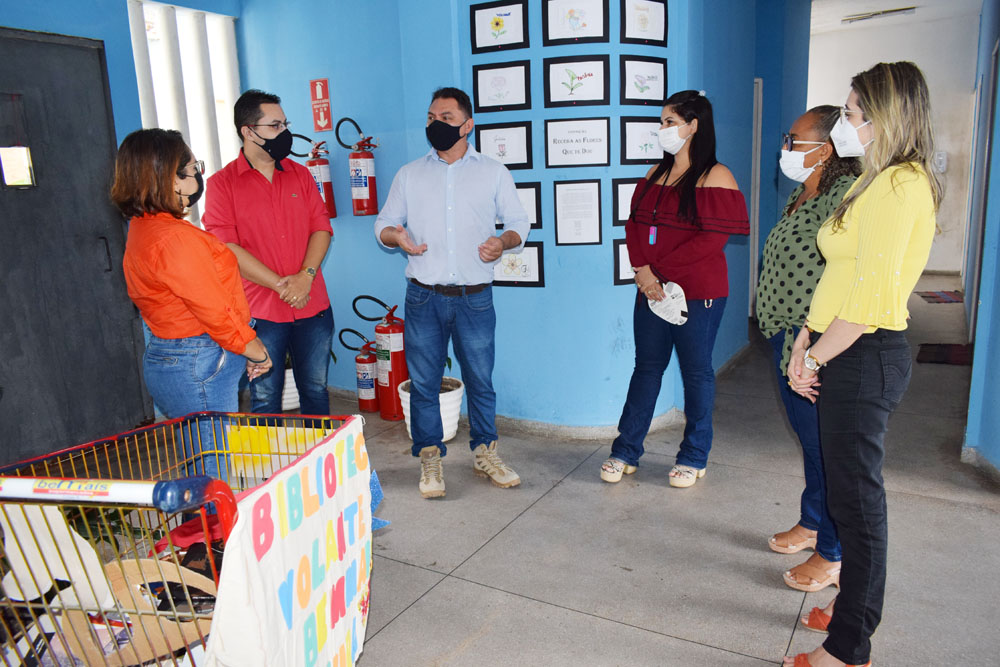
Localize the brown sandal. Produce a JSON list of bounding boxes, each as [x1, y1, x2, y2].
[[783, 552, 841, 592], [768, 524, 817, 554]]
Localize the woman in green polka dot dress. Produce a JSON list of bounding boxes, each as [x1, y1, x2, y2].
[[756, 106, 861, 596]]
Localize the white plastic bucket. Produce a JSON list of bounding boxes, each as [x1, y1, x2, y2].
[[398, 377, 464, 442]]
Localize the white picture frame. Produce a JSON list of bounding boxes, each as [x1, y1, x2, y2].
[[620, 55, 667, 106], [473, 60, 531, 113], [620, 0, 667, 46], [620, 116, 663, 165], [471, 0, 530, 53], [544, 117, 610, 168], [494, 241, 545, 286], [612, 178, 641, 225], [613, 239, 636, 285], [542, 0, 609, 45], [475, 121, 533, 170], [554, 179, 602, 246], [544, 55, 610, 108]]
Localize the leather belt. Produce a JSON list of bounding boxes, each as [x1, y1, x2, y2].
[[410, 279, 489, 296]]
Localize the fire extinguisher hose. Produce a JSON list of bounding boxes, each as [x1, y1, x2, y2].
[[289, 133, 323, 158], [352, 294, 392, 322], [339, 328, 371, 352], [335, 117, 378, 151]]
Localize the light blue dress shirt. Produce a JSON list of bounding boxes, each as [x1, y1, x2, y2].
[[374, 145, 530, 285]]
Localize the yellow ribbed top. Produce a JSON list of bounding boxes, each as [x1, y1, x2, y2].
[[806, 164, 936, 333]]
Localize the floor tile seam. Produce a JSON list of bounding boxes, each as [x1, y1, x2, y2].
[[442, 443, 607, 578], [363, 569, 452, 644], [373, 552, 452, 577], [439, 573, 780, 664], [882, 486, 1000, 511]]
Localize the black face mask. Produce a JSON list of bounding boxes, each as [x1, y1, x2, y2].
[[176, 171, 204, 207], [251, 128, 293, 162], [426, 120, 465, 152]]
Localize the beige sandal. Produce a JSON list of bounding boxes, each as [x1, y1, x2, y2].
[[668, 464, 706, 488], [600, 458, 637, 483], [783, 552, 841, 592], [768, 523, 817, 554]]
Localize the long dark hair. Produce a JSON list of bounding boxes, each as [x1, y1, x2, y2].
[[644, 90, 718, 221], [111, 128, 191, 220], [808, 105, 862, 194]]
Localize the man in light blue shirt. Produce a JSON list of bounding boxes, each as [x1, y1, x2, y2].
[[375, 87, 530, 499]]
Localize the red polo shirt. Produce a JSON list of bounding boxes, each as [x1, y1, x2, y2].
[[203, 151, 333, 322]]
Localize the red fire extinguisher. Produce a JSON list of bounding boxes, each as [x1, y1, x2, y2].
[[354, 295, 407, 421], [339, 329, 379, 413], [335, 117, 379, 216], [292, 134, 336, 218]]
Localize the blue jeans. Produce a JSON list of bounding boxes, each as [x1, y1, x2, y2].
[[251, 307, 333, 416], [143, 333, 243, 479], [816, 329, 911, 665], [769, 331, 841, 562], [404, 281, 497, 457], [612, 293, 726, 468]]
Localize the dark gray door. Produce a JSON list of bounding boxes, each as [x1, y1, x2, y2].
[[0, 27, 152, 464]]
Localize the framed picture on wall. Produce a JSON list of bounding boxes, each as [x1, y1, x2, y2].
[[494, 241, 545, 286], [545, 117, 610, 168], [470, 0, 530, 54], [612, 177, 641, 226], [613, 238, 636, 285], [542, 0, 609, 46], [505, 181, 543, 229], [476, 121, 533, 170], [620, 116, 663, 165], [620, 0, 667, 47], [543, 55, 610, 108], [554, 179, 602, 246], [620, 55, 667, 106], [473, 60, 531, 113]]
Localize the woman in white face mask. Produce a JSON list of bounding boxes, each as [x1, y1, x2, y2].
[[784, 62, 942, 667], [601, 90, 749, 489], [756, 106, 862, 600]]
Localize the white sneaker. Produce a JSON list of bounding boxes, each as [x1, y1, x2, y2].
[[473, 442, 520, 488], [419, 446, 445, 498]]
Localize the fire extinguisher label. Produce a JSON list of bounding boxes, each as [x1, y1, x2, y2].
[[349, 158, 374, 198], [376, 332, 391, 385], [357, 362, 376, 399], [308, 163, 332, 202]]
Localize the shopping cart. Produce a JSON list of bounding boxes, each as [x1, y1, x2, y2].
[[0, 412, 346, 666]]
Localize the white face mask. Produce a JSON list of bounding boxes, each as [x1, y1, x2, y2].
[[829, 115, 872, 157], [779, 144, 824, 183], [658, 123, 690, 155]]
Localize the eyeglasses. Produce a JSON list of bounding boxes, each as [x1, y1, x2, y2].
[[251, 120, 290, 132], [781, 133, 825, 152], [177, 159, 205, 178], [840, 108, 865, 123]]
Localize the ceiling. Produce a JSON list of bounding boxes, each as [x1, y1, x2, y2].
[[810, 0, 984, 34]]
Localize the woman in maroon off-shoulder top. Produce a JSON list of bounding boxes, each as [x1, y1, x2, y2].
[[600, 90, 749, 488]]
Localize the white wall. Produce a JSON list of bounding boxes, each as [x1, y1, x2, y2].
[[807, 12, 981, 272]]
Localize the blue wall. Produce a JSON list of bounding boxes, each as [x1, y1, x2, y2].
[[965, 0, 1000, 468]]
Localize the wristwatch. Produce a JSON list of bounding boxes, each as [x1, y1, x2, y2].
[[302, 266, 317, 278], [803, 347, 825, 372]]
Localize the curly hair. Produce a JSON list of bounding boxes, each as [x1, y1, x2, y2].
[[808, 105, 863, 194]]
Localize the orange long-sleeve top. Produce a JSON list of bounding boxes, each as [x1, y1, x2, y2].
[[123, 211, 257, 354]]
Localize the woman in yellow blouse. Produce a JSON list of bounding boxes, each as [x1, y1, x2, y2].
[[784, 62, 940, 667]]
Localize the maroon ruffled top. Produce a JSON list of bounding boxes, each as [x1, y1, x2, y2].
[[625, 180, 749, 299]]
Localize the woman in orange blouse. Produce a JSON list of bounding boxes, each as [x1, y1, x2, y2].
[[111, 129, 272, 478]]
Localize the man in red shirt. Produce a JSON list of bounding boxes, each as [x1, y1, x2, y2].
[[203, 89, 334, 416]]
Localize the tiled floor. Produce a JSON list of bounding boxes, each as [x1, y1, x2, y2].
[[345, 276, 999, 666]]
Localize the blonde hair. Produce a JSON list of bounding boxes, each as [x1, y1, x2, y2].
[[831, 61, 942, 230]]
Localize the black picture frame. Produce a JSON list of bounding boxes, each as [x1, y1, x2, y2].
[[554, 179, 602, 246], [613, 238, 635, 285], [470, 0, 530, 54], [543, 54, 611, 108], [620, 116, 663, 165], [475, 121, 533, 170], [612, 177, 642, 226], [619, 54, 668, 106], [542, 0, 610, 46], [544, 117, 611, 168], [503, 181, 542, 230], [619, 0, 668, 47], [494, 241, 545, 287], [473, 60, 532, 113]]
